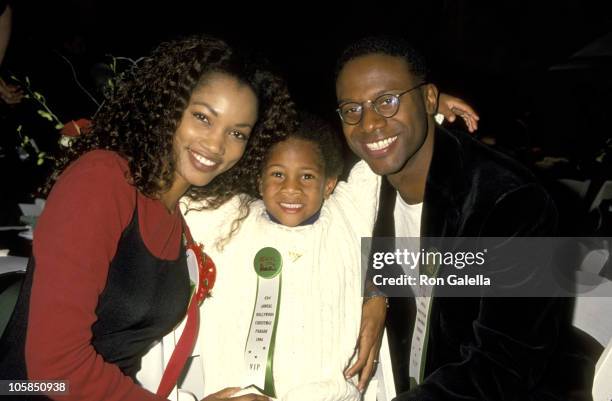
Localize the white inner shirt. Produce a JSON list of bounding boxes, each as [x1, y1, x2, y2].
[[393, 194, 430, 384], [393, 194, 422, 238]]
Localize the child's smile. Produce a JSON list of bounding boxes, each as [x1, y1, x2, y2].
[[260, 137, 337, 227]]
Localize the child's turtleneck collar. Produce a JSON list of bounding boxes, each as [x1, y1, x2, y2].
[[266, 209, 322, 227]]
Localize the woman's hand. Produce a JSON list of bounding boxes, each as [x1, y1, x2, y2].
[[438, 93, 480, 133], [201, 387, 269, 401], [344, 296, 387, 392]]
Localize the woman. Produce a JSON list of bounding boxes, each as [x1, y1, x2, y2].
[[0, 35, 292, 401]]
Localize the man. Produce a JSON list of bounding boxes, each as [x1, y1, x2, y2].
[[335, 36, 593, 400]]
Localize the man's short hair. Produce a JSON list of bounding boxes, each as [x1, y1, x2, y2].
[[335, 36, 429, 82]]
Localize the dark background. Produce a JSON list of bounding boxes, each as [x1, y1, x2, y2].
[[2, 0, 612, 234]]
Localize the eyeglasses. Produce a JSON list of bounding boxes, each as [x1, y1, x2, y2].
[[336, 82, 426, 125]]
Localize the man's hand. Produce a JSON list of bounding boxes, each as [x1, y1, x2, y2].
[[201, 387, 269, 401], [438, 93, 480, 133], [344, 296, 387, 393], [0, 77, 23, 104]]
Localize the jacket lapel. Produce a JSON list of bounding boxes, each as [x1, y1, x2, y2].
[[421, 126, 467, 238]]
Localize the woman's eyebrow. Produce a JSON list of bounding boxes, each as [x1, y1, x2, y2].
[[191, 101, 218, 117]]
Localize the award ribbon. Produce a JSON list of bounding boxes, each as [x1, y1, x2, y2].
[[243, 247, 282, 398]]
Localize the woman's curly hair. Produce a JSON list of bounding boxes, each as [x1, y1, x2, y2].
[[47, 35, 296, 208]]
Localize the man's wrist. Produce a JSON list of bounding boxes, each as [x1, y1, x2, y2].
[[364, 281, 386, 298], [363, 285, 388, 305], [363, 294, 389, 310]]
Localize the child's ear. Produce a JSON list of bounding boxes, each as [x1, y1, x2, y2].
[[324, 176, 339, 199], [258, 178, 263, 197]]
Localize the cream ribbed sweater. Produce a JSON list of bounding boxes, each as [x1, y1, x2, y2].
[[183, 161, 380, 401]]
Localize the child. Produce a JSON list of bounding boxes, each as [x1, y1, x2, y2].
[[182, 114, 381, 401]]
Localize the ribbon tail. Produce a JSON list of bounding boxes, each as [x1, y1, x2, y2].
[[156, 299, 199, 399]]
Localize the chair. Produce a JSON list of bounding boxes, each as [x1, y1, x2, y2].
[[593, 337, 612, 401], [0, 271, 25, 339], [571, 270, 612, 401], [572, 272, 612, 347], [557, 178, 591, 200], [589, 180, 612, 212]]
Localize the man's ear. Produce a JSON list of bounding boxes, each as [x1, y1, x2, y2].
[[424, 83, 439, 116], [324, 176, 339, 199]]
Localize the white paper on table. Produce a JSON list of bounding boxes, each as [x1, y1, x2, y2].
[[17, 229, 33, 240], [18, 198, 46, 217], [0, 255, 28, 274], [0, 226, 29, 231]]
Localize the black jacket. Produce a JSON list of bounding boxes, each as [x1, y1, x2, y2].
[[375, 126, 595, 401]]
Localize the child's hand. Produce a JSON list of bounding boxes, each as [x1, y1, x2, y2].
[[344, 296, 387, 392]]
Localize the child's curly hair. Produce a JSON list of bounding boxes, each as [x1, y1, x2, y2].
[[264, 112, 344, 179], [48, 35, 296, 207]]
